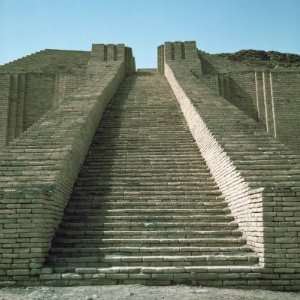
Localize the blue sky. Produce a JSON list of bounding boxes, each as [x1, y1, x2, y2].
[[1, 0, 300, 67]]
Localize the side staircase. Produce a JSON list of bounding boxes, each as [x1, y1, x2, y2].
[[42, 69, 259, 285]]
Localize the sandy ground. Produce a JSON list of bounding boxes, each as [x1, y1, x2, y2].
[[0, 285, 299, 300]]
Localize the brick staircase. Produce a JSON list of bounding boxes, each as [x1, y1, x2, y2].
[[42, 69, 259, 285]]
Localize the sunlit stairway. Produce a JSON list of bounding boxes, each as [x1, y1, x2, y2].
[[43, 69, 259, 285]]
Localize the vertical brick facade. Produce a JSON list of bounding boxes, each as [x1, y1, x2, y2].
[[199, 67, 300, 152], [0, 44, 135, 285], [0, 74, 10, 147], [162, 41, 300, 290], [0, 41, 300, 290]]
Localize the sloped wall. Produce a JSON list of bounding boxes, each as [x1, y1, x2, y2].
[[161, 41, 300, 290], [0, 74, 10, 147], [0, 44, 135, 285], [198, 62, 300, 152], [269, 72, 300, 150]]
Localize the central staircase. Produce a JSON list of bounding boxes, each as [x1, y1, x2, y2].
[[43, 70, 259, 285]]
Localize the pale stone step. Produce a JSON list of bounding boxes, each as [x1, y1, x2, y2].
[[63, 214, 235, 222], [50, 246, 253, 256], [59, 221, 239, 231], [46, 71, 258, 274], [54, 237, 246, 247], [70, 195, 226, 201], [55, 229, 242, 239], [47, 254, 258, 267], [63, 208, 231, 216], [67, 201, 229, 209], [72, 190, 223, 196]]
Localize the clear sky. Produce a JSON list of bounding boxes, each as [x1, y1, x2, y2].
[[1, 0, 300, 68]]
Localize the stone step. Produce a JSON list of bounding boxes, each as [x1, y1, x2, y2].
[[72, 190, 223, 196], [76, 173, 212, 178], [66, 201, 229, 209], [88, 146, 203, 151], [38, 265, 262, 286], [75, 177, 214, 183], [53, 237, 246, 247], [59, 222, 239, 231], [73, 184, 219, 190], [54, 229, 242, 239], [45, 72, 259, 274], [63, 208, 230, 216], [70, 194, 225, 201], [77, 171, 211, 176], [73, 182, 218, 189], [62, 214, 234, 222], [83, 158, 207, 162], [50, 246, 253, 256], [77, 168, 208, 173], [47, 254, 258, 267]]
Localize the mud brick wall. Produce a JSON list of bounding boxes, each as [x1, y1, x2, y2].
[[200, 68, 300, 152], [0, 73, 27, 145], [0, 74, 10, 147], [254, 71, 300, 150], [199, 52, 249, 74], [0, 44, 135, 285], [54, 73, 87, 107], [0, 49, 90, 73], [220, 72, 258, 120], [0, 49, 91, 146], [0, 71, 89, 147], [199, 74, 219, 94], [255, 72, 276, 137], [0, 73, 57, 146], [157, 45, 164, 74], [161, 41, 300, 290], [23, 73, 56, 130], [200, 72, 258, 120], [271, 72, 300, 151]]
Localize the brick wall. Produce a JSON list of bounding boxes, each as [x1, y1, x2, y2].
[[161, 41, 300, 290], [0, 70, 91, 147], [269, 72, 300, 150], [220, 72, 258, 120], [23, 73, 56, 130], [53, 73, 87, 107], [0, 74, 10, 147], [0, 49, 90, 73], [0, 44, 135, 285], [199, 72, 258, 120], [0, 73, 27, 145], [234, 71, 300, 151], [0, 48, 92, 146], [200, 67, 300, 152]]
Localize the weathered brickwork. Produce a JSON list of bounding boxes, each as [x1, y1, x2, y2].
[[0, 44, 135, 286], [0, 49, 90, 73], [198, 52, 300, 152], [268, 72, 300, 150], [161, 41, 300, 290], [0, 74, 10, 147], [23, 73, 56, 130], [0, 49, 92, 147], [0, 41, 300, 290], [0, 72, 88, 146]]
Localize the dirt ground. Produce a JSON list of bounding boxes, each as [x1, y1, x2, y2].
[[0, 285, 299, 300]]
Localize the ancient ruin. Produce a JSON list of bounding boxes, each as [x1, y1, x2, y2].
[[0, 41, 300, 290]]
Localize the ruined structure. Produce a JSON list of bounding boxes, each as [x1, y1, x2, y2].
[[0, 42, 300, 290]]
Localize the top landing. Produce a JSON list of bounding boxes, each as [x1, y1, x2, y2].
[[157, 41, 199, 73], [136, 68, 158, 76]]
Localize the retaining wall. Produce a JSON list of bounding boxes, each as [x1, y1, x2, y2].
[[199, 68, 300, 152], [160, 41, 300, 290], [0, 44, 135, 285]]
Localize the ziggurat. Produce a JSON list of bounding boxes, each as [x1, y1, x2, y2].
[[0, 41, 300, 290]]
